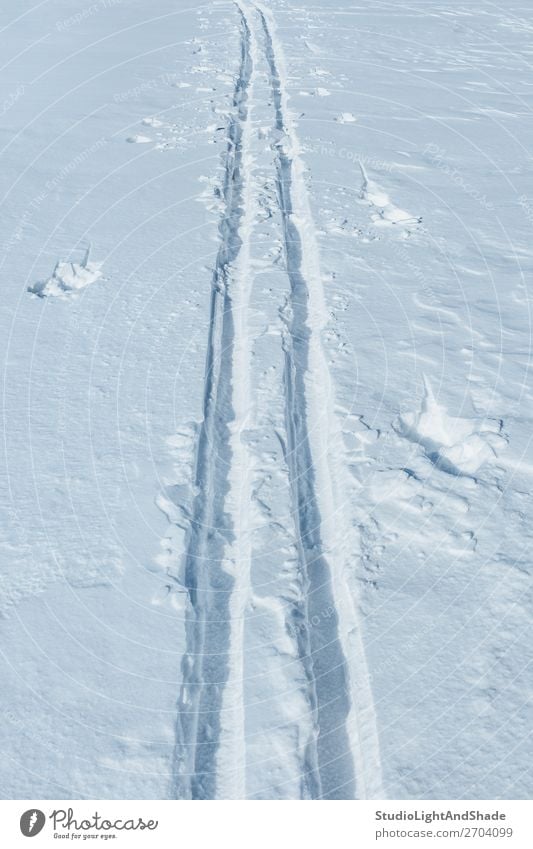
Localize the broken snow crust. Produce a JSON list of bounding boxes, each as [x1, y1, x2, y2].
[[0, 0, 531, 801]]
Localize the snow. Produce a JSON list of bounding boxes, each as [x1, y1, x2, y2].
[[336, 111, 357, 123], [397, 377, 505, 475], [28, 248, 103, 298], [126, 134, 153, 144], [0, 0, 531, 801], [359, 162, 422, 228]]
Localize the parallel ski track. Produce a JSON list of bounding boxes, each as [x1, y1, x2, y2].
[[244, 0, 383, 799], [250, 2, 357, 800], [172, 0, 384, 800], [171, 8, 254, 801]]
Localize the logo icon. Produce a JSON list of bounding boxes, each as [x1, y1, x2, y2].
[[20, 810, 46, 837]]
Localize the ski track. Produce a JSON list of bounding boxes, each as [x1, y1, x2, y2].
[[171, 7, 255, 801], [171, 0, 384, 800], [251, 1, 383, 799]]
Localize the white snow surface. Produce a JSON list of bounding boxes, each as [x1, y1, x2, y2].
[[0, 0, 532, 800]]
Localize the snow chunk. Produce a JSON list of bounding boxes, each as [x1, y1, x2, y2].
[[397, 377, 505, 475], [336, 112, 357, 123], [29, 247, 103, 299], [359, 162, 421, 227]]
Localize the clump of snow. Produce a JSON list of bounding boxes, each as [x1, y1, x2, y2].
[[126, 134, 152, 143], [315, 87, 330, 97], [359, 162, 421, 227], [28, 247, 103, 299], [397, 377, 505, 475]]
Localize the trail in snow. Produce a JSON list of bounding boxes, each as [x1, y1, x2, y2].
[[252, 1, 384, 799], [172, 0, 384, 800], [253, 4, 354, 800], [171, 8, 255, 800]]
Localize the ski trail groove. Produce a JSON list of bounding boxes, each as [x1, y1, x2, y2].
[[247, 1, 384, 799], [171, 6, 255, 800]]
